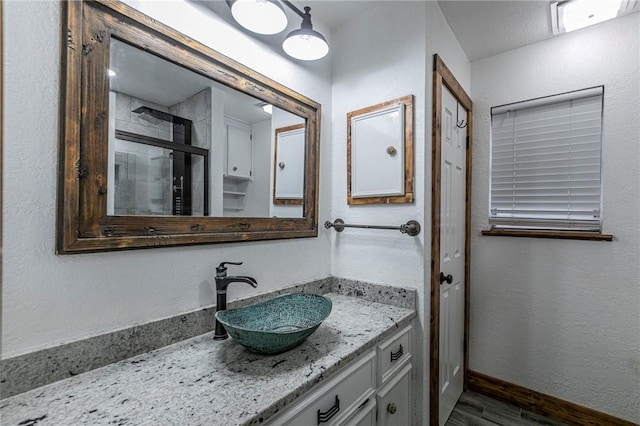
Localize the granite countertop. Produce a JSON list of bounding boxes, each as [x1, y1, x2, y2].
[[0, 293, 415, 426]]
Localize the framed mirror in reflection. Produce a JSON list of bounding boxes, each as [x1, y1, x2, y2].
[[57, 0, 320, 253]]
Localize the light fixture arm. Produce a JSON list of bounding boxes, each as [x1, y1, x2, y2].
[[281, 2, 316, 32], [299, 7, 314, 30], [280, 0, 307, 18]]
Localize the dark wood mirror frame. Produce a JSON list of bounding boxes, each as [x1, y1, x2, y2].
[[57, 0, 321, 254]]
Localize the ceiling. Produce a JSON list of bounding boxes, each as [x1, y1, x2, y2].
[[303, 0, 375, 30], [219, 0, 638, 62], [437, 0, 637, 61], [110, 39, 272, 124], [437, 0, 555, 61], [284, 1, 555, 61]]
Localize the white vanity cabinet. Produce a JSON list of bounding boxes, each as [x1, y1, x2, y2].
[[277, 351, 376, 426], [268, 325, 413, 426], [224, 118, 253, 179], [376, 326, 412, 426]]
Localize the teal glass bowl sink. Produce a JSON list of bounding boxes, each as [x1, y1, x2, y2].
[[215, 293, 332, 355]]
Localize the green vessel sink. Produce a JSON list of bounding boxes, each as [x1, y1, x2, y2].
[[215, 293, 332, 355]]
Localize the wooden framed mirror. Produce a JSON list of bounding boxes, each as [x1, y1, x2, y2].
[[57, 0, 321, 253]]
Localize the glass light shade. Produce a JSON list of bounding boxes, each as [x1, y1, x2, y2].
[[230, 0, 288, 35], [560, 0, 622, 32], [282, 28, 329, 61]]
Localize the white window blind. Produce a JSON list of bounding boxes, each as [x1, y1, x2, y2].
[[489, 87, 603, 232]]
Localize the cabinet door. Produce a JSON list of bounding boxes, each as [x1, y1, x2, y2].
[[376, 363, 412, 426], [226, 123, 252, 179]]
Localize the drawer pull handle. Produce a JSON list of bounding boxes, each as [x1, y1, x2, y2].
[[390, 344, 404, 362], [388, 402, 398, 415], [317, 395, 340, 424]]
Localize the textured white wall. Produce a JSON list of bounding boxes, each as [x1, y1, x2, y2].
[[330, 3, 470, 424], [2, 0, 332, 357], [470, 15, 640, 422], [331, 2, 427, 288]]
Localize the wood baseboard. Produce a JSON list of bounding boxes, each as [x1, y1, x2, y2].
[[467, 370, 638, 426]]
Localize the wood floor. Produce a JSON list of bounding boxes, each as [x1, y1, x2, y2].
[[445, 391, 567, 426]]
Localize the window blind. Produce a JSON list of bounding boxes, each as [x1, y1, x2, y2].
[[489, 87, 603, 231]]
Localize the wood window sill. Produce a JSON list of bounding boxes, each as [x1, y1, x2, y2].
[[481, 229, 613, 241]]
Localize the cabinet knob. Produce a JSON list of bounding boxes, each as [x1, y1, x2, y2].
[[232, 166, 238, 171], [387, 402, 397, 415], [279, 161, 285, 170]]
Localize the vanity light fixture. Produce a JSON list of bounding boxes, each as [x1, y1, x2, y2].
[[227, 0, 329, 61], [255, 102, 273, 114], [228, 0, 288, 35], [551, 0, 635, 34], [282, 5, 329, 61]]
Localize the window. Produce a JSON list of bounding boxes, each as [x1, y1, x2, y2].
[[489, 86, 603, 233]]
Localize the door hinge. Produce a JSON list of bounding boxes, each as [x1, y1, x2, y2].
[[466, 136, 469, 149]]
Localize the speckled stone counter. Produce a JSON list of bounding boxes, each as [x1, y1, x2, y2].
[[0, 293, 415, 426]]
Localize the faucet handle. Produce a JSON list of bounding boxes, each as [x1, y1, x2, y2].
[[216, 261, 243, 275]]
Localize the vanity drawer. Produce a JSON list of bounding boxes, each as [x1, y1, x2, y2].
[[279, 351, 376, 426], [377, 325, 411, 384]]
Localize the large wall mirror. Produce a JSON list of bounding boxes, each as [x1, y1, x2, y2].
[[57, 0, 321, 253]]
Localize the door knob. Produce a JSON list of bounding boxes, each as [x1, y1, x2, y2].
[[387, 402, 397, 414], [440, 272, 453, 284]]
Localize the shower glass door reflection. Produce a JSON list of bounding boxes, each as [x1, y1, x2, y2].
[[111, 136, 208, 216]]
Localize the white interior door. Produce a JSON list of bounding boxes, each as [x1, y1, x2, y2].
[[275, 127, 305, 199], [439, 85, 467, 425]]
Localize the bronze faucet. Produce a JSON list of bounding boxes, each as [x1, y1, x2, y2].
[[214, 261, 258, 340]]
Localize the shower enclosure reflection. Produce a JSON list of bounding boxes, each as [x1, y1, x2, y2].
[[109, 115, 209, 216], [107, 38, 305, 218]]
